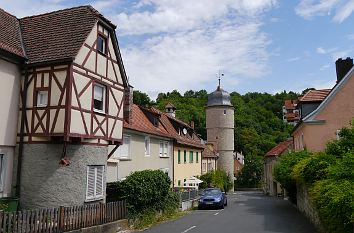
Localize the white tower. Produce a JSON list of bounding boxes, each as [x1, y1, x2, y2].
[[206, 83, 235, 179]]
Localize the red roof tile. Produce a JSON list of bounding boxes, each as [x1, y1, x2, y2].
[[0, 8, 25, 58], [19, 6, 100, 65], [203, 145, 218, 158], [284, 99, 298, 109], [299, 89, 331, 102], [265, 140, 293, 157], [124, 104, 172, 139], [151, 107, 204, 149]]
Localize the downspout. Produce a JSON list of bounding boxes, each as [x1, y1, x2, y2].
[[16, 64, 28, 197]]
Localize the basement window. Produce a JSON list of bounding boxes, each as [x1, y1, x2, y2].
[[93, 83, 106, 113], [86, 165, 104, 201]]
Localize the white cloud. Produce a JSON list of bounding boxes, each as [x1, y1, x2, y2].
[[316, 47, 327, 54], [295, 0, 354, 23], [286, 57, 300, 62], [320, 64, 330, 70], [316, 46, 337, 54]]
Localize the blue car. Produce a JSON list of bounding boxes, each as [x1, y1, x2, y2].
[[198, 188, 227, 209]]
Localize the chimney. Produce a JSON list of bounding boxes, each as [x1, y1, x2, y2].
[[165, 102, 176, 118], [335, 57, 353, 83], [123, 85, 133, 123]]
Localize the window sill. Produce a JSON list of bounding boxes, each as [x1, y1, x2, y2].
[[107, 158, 119, 163], [159, 156, 170, 158], [119, 157, 132, 161], [93, 109, 107, 115], [97, 50, 107, 57], [85, 196, 104, 202]]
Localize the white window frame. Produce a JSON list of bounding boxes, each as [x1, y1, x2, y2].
[[159, 141, 170, 157], [37, 90, 48, 107], [113, 135, 131, 160], [93, 83, 106, 113], [97, 34, 107, 54], [144, 136, 150, 156], [86, 165, 104, 201]]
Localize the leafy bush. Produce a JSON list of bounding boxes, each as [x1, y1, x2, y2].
[[273, 150, 310, 203], [199, 169, 233, 192], [326, 123, 354, 157], [106, 181, 127, 202], [328, 152, 354, 181], [235, 154, 263, 188], [311, 179, 354, 233], [292, 152, 336, 184], [107, 170, 179, 228]]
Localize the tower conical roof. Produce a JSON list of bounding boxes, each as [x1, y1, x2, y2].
[[207, 86, 232, 107]]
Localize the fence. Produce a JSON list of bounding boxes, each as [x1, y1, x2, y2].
[[0, 200, 127, 233], [178, 190, 199, 202]]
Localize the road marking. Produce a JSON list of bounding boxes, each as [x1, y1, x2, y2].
[[214, 212, 219, 216], [181, 226, 196, 233]]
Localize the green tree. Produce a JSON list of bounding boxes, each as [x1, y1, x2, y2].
[[133, 90, 153, 106], [235, 154, 263, 188]]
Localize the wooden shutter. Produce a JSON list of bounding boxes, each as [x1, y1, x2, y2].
[[95, 166, 104, 197], [86, 166, 95, 199]]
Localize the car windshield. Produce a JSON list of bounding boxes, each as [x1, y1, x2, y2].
[[203, 189, 221, 195]]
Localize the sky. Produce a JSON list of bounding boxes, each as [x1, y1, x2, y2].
[[2, 0, 354, 99]]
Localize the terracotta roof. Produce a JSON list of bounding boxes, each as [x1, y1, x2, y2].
[[285, 112, 300, 121], [0, 8, 25, 58], [165, 102, 176, 109], [151, 107, 204, 149], [203, 145, 218, 158], [265, 140, 293, 157], [284, 100, 297, 109], [18, 6, 103, 65], [299, 89, 331, 102], [124, 104, 172, 139]]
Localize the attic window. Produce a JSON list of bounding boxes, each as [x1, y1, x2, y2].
[[93, 83, 106, 112], [97, 35, 107, 54]]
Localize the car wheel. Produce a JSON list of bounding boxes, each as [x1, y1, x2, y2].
[[225, 200, 228, 206]]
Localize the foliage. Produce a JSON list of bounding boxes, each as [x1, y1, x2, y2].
[[106, 181, 127, 202], [199, 169, 233, 192], [291, 152, 336, 184], [153, 89, 298, 155], [326, 122, 354, 157], [133, 90, 154, 106], [235, 154, 263, 188], [328, 152, 354, 180], [311, 179, 354, 233], [106, 170, 179, 228], [273, 151, 310, 203]]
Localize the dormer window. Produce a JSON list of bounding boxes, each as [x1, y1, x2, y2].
[[97, 35, 107, 54], [93, 83, 106, 112]]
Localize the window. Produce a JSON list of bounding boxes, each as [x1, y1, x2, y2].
[[223, 109, 226, 115], [189, 151, 193, 163], [86, 165, 104, 201], [113, 135, 130, 159], [97, 35, 107, 54], [93, 84, 106, 112], [37, 90, 48, 107], [0, 153, 4, 192], [183, 150, 187, 163], [144, 136, 150, 156], [202, 163, 206, 173], [159, 141, 169, 157], [178, 150, 181, 164], [183, 178, 186, 186], [196, 152, 199, 163], [207, 162, 212, 172], [178, 180, 181, 186]]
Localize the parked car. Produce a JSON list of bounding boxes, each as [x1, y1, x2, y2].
[[198, 188, 227, 209]]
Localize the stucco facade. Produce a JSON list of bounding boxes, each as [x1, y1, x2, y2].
[[293, 70, 354, 152], [173, 146, 202, 187], [0, 58, 21, 197], [107, 130, 173, 182], [15, 144, 107, 209], [201, 158, 217, 174]]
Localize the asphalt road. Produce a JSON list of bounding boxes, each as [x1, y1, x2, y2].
[[141, 191, 317, 233]]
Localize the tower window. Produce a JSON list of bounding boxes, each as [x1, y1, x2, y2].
[[223, 109, 226, 115]]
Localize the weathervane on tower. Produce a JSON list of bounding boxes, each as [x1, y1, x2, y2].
[[218, 70, 224, 90]]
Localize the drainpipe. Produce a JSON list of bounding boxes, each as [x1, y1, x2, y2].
[[16, 65, 29, 197]]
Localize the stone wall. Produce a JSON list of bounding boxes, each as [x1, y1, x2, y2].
[[296, 183, 324, 232], [14, 144, 108, 209]]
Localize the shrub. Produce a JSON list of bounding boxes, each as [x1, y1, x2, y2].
[[326, 123, 354, 157], [235, 154, 263, 188], [199, 169, 233, 192], [292, 152, 336, 185], [273, 150, 310, 203], [311, 179, 354, 233], [106, 181, 127, 202], [328, 152, 354, 181]]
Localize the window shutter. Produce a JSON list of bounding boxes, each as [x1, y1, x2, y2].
[[86, 166, 95, 199], [95, 166, 104, 197]]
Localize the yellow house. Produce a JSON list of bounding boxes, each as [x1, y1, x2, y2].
[[157, 104, 204, 188]]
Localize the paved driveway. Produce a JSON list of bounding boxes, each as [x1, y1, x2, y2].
[[141, 191, 317, 233]]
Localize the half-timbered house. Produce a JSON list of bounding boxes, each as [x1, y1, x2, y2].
[[1, 6, 128, 209]]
